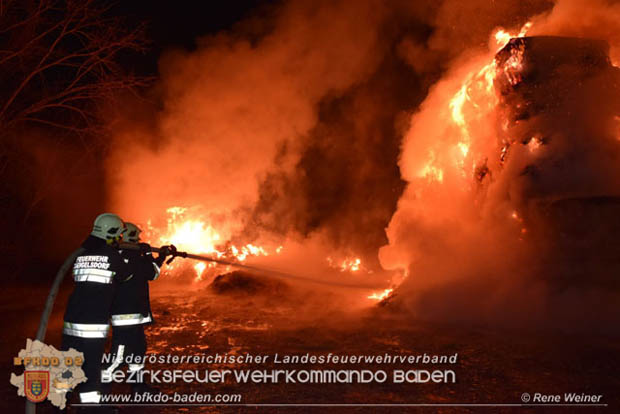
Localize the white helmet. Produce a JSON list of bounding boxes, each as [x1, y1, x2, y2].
[[91, 213, 124, 241], [123, 222, 142, 243]]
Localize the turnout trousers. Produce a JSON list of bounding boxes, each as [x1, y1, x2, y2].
[[103, 324, 147, 375], [61, 334, 106, 403]]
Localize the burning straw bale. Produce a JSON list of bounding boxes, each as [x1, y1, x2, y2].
[[381, 28, 620, 330], [210, 271, 289, 296], [494, 36, 617, 170], [493, 36, 620, 242]]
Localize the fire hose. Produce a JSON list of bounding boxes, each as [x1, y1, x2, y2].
[[119, 242, 386, 289], [28, 243, 385, 414], [27, 247, 85, 414]]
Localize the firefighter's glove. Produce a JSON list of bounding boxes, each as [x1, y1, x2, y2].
[[138, 243, 152, 255], [165, 244, 178, 265], [155, 244, 177, 265]]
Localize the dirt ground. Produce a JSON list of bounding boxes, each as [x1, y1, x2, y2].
[[2, 275, 619, 414]]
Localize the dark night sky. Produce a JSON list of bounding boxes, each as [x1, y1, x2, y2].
[[110, 0, 278, 74], [2, 1, 279, 277]]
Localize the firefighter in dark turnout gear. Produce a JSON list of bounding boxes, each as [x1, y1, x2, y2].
[[103, 222, 174, 386], [62, 213, 131, 404]]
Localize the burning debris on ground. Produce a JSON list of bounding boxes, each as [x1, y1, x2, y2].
[[210, 271, 289, 296]]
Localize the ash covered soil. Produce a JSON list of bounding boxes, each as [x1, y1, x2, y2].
[[3, 272, 619, 414]]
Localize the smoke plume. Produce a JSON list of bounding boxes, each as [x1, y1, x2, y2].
[[107, 0, 437, 270], [380, 0, 620, 331], [107, 0, 620, 330], [109, 1, 390, 234]]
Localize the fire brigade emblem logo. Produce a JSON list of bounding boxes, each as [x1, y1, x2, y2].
[[10, 339, 87, 409], [24, 371, 49, 403]]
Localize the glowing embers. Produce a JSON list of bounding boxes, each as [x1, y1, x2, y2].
[[498, 133, 545, 168], [367, 288, 393, 301], [419, 161, 444, 183], [510, 210, 528, 239], [500, 142, 510, 164], [526, 134, 544, 152], [501, 41, 526, 86], [326, 256, 367, 273]]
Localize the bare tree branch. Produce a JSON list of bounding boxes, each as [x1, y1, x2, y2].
[[0, 0, 151, 137], [0, 0, 153, 241]]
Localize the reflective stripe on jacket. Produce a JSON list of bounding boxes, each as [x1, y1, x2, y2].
[[73, 268, 115, 284], [110, 312, 152, 326], [63, 322, 110, 338]]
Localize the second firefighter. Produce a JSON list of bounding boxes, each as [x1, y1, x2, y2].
[[103, 222, 174, 382]]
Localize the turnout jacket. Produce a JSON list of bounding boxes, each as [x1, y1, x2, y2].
[[110, 249, 160, 326], [63, 235, 132, 338]]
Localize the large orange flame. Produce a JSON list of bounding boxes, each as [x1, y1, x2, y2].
[[415, 22, 532, 188], [145, 206, 274, 281]]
